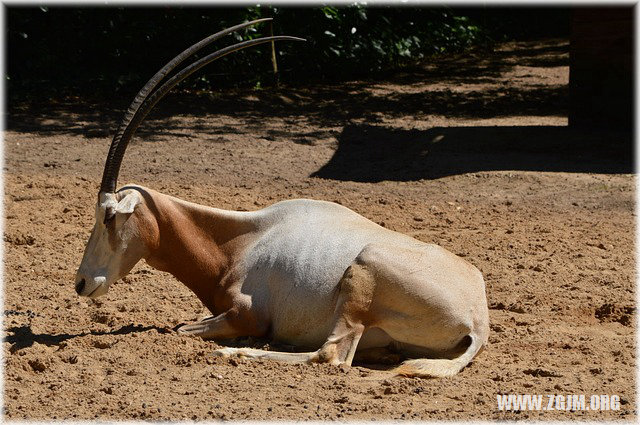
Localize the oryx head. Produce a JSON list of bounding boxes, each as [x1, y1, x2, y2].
[[75, 190, 147, 297], [75, 19, 304, 298]]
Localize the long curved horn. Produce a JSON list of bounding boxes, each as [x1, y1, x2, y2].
[[115, 19, 273, 130], [100, 21, 304, 194]]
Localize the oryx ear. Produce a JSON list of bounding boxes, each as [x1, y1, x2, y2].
[[115, 191, 142, 215]]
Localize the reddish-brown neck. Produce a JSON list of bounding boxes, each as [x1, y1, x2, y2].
[[136, 189, 255, 314]]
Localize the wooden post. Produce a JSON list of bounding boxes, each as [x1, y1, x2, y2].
[[263, 6, 279, 87]]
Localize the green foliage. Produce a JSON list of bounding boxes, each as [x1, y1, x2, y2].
[[272, 6, 485, 80]]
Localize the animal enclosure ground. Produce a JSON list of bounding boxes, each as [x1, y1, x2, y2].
[[3, 39, 635, 420]]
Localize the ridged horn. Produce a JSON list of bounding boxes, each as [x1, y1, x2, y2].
[[99, 20, 304, 194]]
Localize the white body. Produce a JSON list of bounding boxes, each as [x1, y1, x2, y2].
[[240, 199, 484, 350]]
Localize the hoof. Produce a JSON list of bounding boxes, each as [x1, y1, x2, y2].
[[176, 324, 195, 335]]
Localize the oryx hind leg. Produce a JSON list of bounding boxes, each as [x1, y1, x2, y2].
[[310, 260, 375, 366], [212, 258, 376, 366]]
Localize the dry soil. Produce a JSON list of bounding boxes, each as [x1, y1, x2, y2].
[[3, 39, 636, 420]]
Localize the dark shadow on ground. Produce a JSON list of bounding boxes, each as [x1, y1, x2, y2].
[[6, 39, 569, 141], [7, 38, 607, 181], [312, 124, 633, 181], [6, 84, 568, 141], [4, 324, 171, 352]]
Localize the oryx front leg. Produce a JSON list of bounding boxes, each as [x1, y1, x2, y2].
[[177, 314, 235, 339], [211, 320, 365, 366], [211, 347, 319, 363], [177, 309, 261, 340]]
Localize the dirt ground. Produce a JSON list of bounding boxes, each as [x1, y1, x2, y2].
[[3, 39, 636, 420]]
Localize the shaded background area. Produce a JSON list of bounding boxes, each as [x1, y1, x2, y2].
[[7, 6, 570, 99], [7, 39, 571, 138], [5, 6, 634, 180]]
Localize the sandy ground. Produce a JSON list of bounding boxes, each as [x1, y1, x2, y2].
[[3, 39, 636, 420]]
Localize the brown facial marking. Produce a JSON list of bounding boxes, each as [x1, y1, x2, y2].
[[103, 206, 115, 225], [106, 211, 120, 251]]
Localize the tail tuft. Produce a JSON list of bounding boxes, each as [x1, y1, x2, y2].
[[392, 358, 466, 378], [391, 334, 483, 378]]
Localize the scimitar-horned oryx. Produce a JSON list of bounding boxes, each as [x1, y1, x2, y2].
[[75, 19, 489, 378]]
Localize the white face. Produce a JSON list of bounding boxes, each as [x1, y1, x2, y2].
[[75, 191, 145, 298]]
